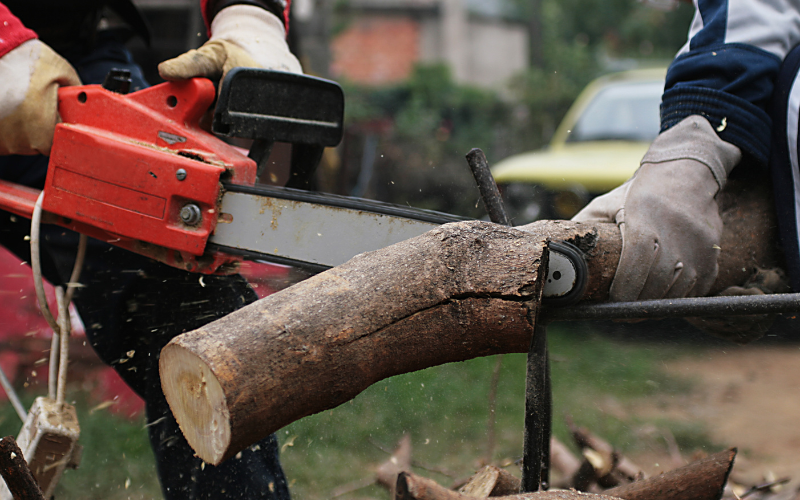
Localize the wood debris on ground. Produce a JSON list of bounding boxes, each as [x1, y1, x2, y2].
[[342, 422, 800, 500]]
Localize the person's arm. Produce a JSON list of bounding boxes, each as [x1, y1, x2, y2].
[[663, 0, 800, 166], [159, 0, 300, 82], [0, 3, 81, 156], [573, 0, 800, 302], [200, 0, 290, 32]]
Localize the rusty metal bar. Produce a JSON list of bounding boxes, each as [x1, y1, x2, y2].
[[465, 148, 511, 227], [464, 148, 551, 491], [543, 292, 800, 322], [521, 322, 551, 492]]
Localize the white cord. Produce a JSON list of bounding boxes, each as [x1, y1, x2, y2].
[[55, 287, 71, 405], [31, 192, 59, 333], [48, 332, 59, 400], [0, 364, 27, 422], [29, 191, 88, 405]]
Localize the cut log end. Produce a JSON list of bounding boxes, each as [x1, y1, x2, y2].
[[160, 343, 231, 465]]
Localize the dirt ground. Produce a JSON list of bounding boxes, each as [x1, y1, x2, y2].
[[630, 344, 800, 484]]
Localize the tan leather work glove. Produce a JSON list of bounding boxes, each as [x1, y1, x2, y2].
[[0, 39, 81, 156], [158, 4, 302, 82], [573, 115, 742, 301]]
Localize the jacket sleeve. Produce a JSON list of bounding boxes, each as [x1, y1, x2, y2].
[[0, 2, 37, 58], [200, 0, 291, 32], [661, 0, 800, 165]]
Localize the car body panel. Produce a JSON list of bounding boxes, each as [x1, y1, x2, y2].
[[491, 67, 667, 221], [491, 141, 649, 192]]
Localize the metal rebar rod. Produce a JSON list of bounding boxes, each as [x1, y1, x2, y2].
[[465, 148, 510, 226], [521, 322, 551, 492], [542, 292, 800, 322]]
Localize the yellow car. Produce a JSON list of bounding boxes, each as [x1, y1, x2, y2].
[[492, 68, 666, 223]]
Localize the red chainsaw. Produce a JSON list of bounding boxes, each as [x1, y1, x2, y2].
[[0, 68, 583, 300]]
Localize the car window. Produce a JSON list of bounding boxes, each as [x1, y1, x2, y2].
[[566, 80, 663, 143]]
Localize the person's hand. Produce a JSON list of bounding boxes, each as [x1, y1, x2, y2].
[[572, 115, 741, 301], [0, 39, 81, 156], [158, 4, 302, 82]]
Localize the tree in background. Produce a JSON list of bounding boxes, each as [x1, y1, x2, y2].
[[321, 0, 694, 217]]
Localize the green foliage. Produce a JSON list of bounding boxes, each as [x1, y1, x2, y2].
[[509, 0, 695, 60], [338, 65, 506, 217], [0, 327, 718, 500], [332, 1, 695, 217]]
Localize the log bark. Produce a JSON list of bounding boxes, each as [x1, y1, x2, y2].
[[397, 471, 623, 500], [161, 177, 782, 465], [604, 448, 736, 500], [161, 221, 547, 464], [0, 436, 45, 500]]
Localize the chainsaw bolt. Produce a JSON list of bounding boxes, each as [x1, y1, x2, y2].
[[180, 204, 202, 226], [176, 168, 187, 181]]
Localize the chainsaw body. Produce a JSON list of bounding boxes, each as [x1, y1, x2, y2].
[[41, 78, 256, 272], [0, 68, 349, 274]]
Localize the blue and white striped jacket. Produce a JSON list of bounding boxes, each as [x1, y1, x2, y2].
[[663, 0, 800, 165]]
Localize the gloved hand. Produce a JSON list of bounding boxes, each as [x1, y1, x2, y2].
[[0, 39, 81, 156], [158, 4, 302, 82], [573, 115, 742, 301]]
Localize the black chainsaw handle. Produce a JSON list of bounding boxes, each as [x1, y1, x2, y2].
[[212, 68, 345, 189]]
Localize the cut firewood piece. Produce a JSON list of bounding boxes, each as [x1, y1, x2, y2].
[[572, 458, 599, 493], [604, 448, 736, 500], [377, 435, 413, 496], [397, 471, 623, 500], [550, 437, 582, 488], [566, 418, 642, 487], [459, 466, 521, 497], [0, 436, 44, 500]]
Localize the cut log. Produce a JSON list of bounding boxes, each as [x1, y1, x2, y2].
[[161, 177, 782, 465], [604, 448, 736, 500], [397, 471, 622, 500], [162, 221, 548, 464]]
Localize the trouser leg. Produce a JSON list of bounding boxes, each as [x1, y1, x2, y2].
[[74, 250, 290, 500]]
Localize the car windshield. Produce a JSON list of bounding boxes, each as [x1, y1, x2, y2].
[[566, 79, 663, 143]]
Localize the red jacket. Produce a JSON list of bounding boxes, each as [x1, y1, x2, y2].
[[0, 1, 291, 58]]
